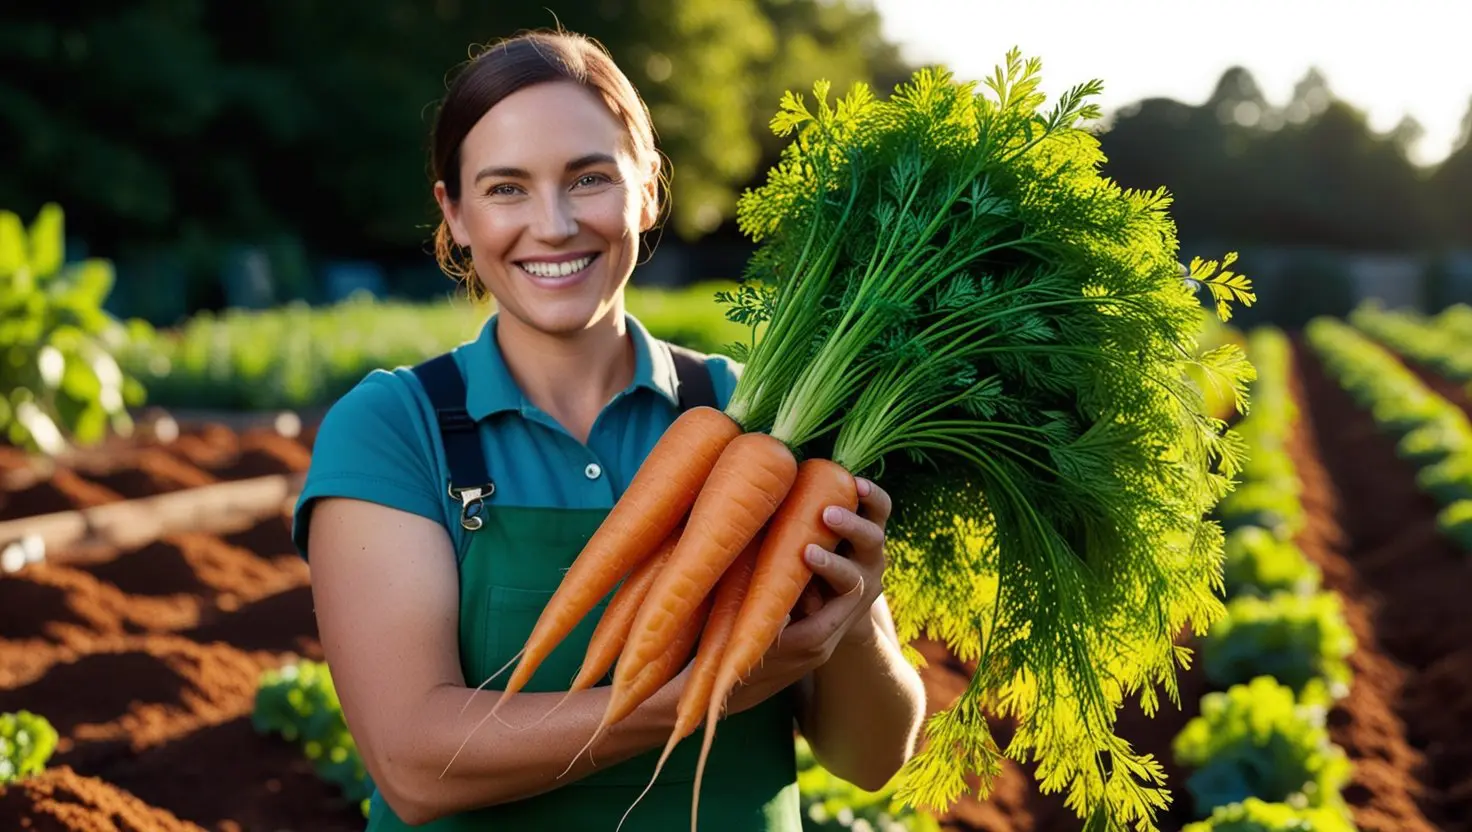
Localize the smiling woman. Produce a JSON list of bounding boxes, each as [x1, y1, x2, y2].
[[291, 28, 924, 832]]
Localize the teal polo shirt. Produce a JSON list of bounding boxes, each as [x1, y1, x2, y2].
[[291, 312, 741, 561]]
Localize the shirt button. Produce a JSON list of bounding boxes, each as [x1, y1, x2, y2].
[[584, 463, 602, 480]]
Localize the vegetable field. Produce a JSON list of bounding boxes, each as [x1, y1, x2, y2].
[[3, 300, 1472, 831]]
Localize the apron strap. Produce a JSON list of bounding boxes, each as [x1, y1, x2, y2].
[[667, 343, 718, 411], [411, 353, 494, 532]]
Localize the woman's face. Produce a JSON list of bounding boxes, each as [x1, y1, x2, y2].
[[436, 81, 657, 337]]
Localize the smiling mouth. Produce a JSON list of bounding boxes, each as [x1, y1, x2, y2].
[[518, 254, 598, 280]]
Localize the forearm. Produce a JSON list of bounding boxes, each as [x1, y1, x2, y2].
[[801, 603, 926, 792], [379, 680, 680, 823]]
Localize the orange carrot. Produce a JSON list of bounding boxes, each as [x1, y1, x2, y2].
[[525, 523, 683, 731], [612, 431, 797, 710], [562, 591, 713, 777], [691, 458, 857, 829], [483, 406, 741, 717], [574, 523, 681, 692], [615, 534, 760, 832]]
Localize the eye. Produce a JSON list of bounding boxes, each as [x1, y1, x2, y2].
[[485, 183, 522, 197], [574, 172, 613, 189]]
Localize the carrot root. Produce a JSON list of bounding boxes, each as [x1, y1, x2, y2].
[[692, 457, 857, 829], [613, 431, 797, 699], [488, 406, 741, 720]]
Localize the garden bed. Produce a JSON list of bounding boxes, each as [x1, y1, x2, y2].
[[4, 339, 1471, 832]]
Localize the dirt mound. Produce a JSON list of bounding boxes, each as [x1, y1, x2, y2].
[[0, 765, 204, 831]]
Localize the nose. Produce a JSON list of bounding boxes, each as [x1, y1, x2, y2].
[[533, 190, 578, 243]]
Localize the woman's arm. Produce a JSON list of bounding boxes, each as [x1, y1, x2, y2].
[[307, 496, 688, 825], [798, 594, 926, 792]]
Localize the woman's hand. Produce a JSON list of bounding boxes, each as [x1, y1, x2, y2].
[[724, 476, 893, 715]]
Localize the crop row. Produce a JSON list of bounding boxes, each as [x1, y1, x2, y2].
[[1306, 316, 1472, 552], [1349, 302, 1472, 389], [113, 284, 755, 412], [1168, 326, 1358, 831]]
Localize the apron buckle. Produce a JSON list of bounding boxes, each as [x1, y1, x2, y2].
[[448, 481, 495, 530]]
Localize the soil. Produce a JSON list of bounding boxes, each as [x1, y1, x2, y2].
[[2, 341, 1470, 832], [0, 420, 358, 832]]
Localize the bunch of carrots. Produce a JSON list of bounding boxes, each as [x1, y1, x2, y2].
[[467, 52, 1256, 832]]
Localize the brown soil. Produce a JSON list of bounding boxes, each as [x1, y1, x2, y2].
[[0, 420, 359, 832]]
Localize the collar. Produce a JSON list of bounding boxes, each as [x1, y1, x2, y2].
[[462, 312, 680, 421]]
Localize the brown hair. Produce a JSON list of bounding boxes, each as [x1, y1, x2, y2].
[[430, 30, 665, 301]]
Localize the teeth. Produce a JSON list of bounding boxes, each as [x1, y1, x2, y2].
[[521, 256, 593, 278]]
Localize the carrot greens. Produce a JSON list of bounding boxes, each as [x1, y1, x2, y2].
[[716, 51, 1256, 831]]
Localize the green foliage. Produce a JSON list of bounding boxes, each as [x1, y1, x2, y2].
[[1216, 328, 1303, 540], [795, 737, 941, 832], [1439, 500, 1472, 552], [1308, 312, 1472, 553], [723, 52, 1257, 830], [1351, 301, 1472, 385], [0, 203, 150, 455], [1180, 797, 1355, 832], [0, 710, 58, 784], [1172, 677, 1351, 820], [1201, 592, 1356, 700], [1220, 527, 1321, 601], [116, 282, 750, 411], [252, 660, 373, 817]]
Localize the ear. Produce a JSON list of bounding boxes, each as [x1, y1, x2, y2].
[[638, 157, 661, 233], [433, 180, 471, 246]]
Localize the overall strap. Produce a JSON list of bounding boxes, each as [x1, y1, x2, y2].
[[411, 353, 494, 533], [666, 343, 718, 411]]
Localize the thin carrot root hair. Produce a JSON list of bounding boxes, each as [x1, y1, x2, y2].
[[514, 526, 683, 735], [615, 537, 760, 832], [560, 592, 713, 779]]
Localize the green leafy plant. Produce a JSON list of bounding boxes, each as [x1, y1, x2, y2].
[[717, 53, 1255, 829], [1201, 592, 1356, 700], [1181, 797, 1355, 832], [0, 710, 58, 784], [1438, 500, 1472, 552], [1172, 676, 1351, 819], [253, 660, 373, 817], [0, 203, 150, 455], [1220, 526, 1321, 600]]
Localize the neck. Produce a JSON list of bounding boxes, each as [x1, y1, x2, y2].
[[493, 308, 636, 443]]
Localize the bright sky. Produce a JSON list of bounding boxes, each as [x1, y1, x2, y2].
[[868, 0, 1471, 167]]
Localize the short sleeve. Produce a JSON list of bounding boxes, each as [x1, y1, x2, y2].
[[292, 369, 445, 560], [704, 353, 744, 411]]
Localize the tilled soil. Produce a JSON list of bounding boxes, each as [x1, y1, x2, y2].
[[2, 345, 1470, 832]]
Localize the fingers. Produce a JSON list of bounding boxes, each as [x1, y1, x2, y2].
[[805, 544, 865, 598], [821, 505, 885, 567], [855, 477, 893, 527]]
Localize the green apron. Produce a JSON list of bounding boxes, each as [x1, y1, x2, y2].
[[364, 349, 804, 831]]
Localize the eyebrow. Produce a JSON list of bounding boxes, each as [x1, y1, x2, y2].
[[474, 153, 618, 182]]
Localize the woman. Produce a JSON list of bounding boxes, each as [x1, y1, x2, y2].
[[294, 29, 927, 830]]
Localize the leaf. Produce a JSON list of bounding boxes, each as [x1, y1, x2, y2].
[[27, 203, 65, 280], [0, 211, 25, 279]]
